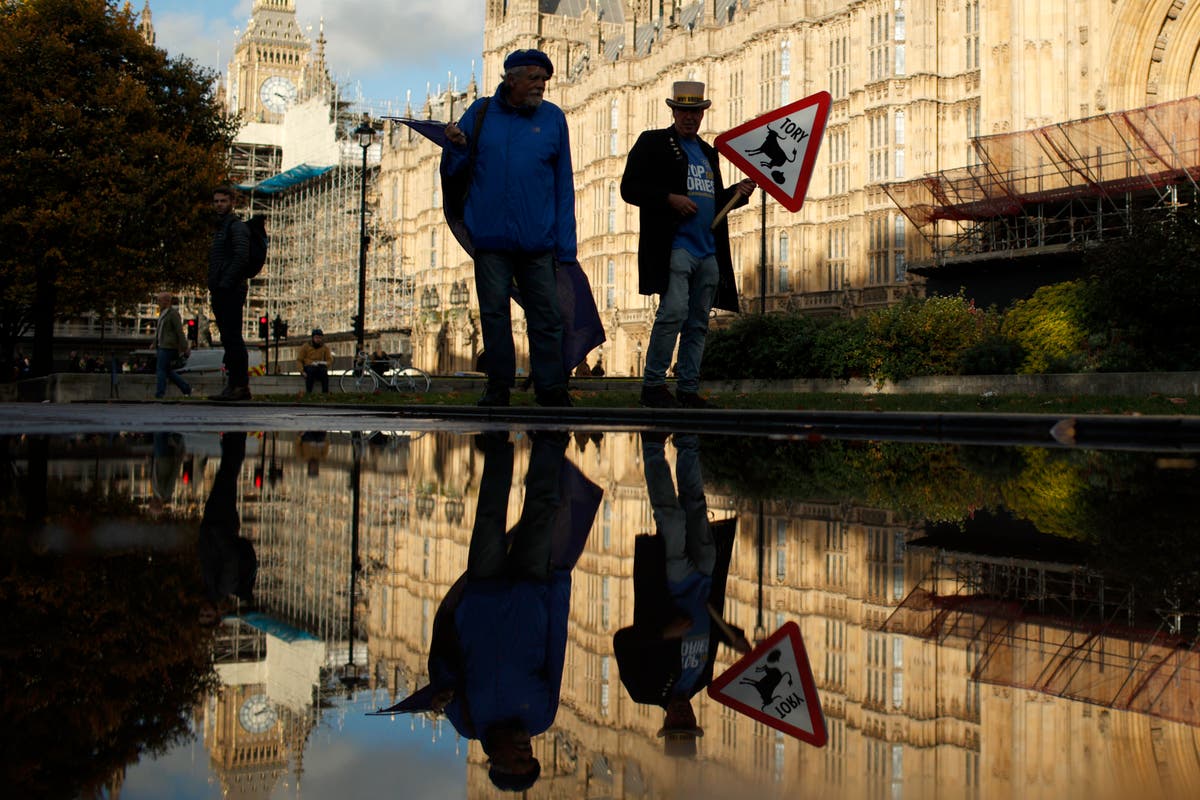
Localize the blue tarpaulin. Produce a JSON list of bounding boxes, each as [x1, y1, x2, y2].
[[237, 163, 336, 195]]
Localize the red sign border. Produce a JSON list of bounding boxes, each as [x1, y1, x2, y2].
[[714, 91, 832, 212], [707, 620, 828, 747]]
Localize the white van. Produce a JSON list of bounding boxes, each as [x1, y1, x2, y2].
[[131, 348, 264, 374]]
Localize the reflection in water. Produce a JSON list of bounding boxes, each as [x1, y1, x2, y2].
[[615, 433, 750, 759], [5, 431, 1200, 797], [198, 432, 256, 625], [375, 430, 602, 792]]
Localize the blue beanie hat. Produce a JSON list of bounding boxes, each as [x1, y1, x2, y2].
[[503, 49, 553, 78]]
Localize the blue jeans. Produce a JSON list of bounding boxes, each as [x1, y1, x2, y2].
[[644, 249, 718, 393], [155, 348, 191, 398], [468, 433, 565, 581], [474, 250, 566, 392], [642, 433, 714, 582]]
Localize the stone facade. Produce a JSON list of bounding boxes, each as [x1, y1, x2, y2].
[[376, 0, 1200, 378]]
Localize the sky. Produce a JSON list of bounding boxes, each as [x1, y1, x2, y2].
[[144, 0, 484, 111]]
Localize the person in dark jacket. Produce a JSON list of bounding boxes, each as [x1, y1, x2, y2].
[[208, 184, 251, 401], [622, 82, 755, 409], [197, 431, 255, 626], [442, 49, 576, 408], [613, 432, 750, 758]]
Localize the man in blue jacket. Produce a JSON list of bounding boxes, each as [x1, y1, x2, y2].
[[442, 49, 576, 408], [428, 431, 573, 791]]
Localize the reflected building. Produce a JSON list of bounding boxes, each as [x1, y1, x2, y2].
[[57, 428, 1199, 797], [350, 432, 1200, 798]]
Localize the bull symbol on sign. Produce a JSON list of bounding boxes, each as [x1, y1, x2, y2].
[[738, 649, 795, 709], [745, 127, 797, 184]]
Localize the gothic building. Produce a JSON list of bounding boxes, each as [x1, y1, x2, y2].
[[374, 1, 1200, 377]]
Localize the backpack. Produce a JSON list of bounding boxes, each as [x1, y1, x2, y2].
[[244, 215, 269, 279]]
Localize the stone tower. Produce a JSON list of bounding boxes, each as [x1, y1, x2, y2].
[[226, 0, 311, 124]]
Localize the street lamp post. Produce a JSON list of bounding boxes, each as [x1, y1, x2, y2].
[[354, 115, 375, 355]]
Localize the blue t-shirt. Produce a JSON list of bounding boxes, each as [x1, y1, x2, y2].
[[670, 570, 713, 697], [673, 137, 717, 259]]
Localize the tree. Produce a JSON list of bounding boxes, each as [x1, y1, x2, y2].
[[0, 0, 237, 377]]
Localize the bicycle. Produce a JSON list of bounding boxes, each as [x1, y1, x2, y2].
[[339, 351, 431, 393]]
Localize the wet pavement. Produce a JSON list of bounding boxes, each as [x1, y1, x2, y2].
[[3, 403, 1200, 798]]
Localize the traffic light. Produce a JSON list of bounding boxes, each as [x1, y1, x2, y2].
[[350, 314, 364, 339], [253, 465, 264, 489], [258, 314, 269, 339], [279, 319, 288, 339], [186, 317, 198, 344]]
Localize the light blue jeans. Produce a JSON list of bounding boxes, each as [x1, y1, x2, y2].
[[643, 248, 718, 394], [642, 433, 714, 583]]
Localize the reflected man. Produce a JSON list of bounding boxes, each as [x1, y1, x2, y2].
[[614, 432, 750, 758], [197, 431, 256, 626], [376, 430, 600, 792]]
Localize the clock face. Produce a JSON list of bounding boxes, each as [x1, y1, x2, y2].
[[260, 76, 297, 114], [238, 693, 278, 734]]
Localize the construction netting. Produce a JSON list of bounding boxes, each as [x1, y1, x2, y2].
[[884, 94, 1200, 230]]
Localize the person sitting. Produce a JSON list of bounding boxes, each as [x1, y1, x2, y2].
[[590, 356, 605, 377], [369, 346, 390, 377], [296, 329, 333, 394]]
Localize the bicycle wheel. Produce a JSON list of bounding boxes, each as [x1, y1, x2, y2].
[[396, 367, 431, 393], [340, 367, 378, 393]]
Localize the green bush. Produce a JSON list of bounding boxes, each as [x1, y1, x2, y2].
[[1084, 210, 1200, 370], [812, 315, 871, 380], [957, 334, 1026, 375], [1000, 281, 1093, 373], [865, 294, 993, 382], [703, 312, 824, 379]]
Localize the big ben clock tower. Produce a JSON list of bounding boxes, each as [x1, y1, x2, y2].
[[227, 0, 310, 124]]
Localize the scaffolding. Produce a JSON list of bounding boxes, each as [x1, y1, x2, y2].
[[229, 141, 282, 189], [884, 95, 1200, 266], [239, 158, 414, 357], [884, 548, 1200, 726]]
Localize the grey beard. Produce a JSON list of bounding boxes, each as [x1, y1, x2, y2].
[[521, 96, 543, 110]]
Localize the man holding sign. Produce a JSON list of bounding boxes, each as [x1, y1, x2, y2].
[[622, 81, 755, 409]]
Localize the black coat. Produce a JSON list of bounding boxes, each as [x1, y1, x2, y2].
[[620, 126, 748, 312], [612, 518, 742, 707]]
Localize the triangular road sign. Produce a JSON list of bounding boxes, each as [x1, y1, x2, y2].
[[715, 91, 831, 212], [707, 621, 827, 746]]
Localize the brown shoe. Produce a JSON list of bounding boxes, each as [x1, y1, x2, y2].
[[677, 391, 719, 409], [212, 386, 251, 402], [639, 385, 680, 409]]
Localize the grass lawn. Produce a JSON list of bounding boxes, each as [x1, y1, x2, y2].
[[257, 387, 1200, 416]]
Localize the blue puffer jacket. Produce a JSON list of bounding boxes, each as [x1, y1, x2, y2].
[[442, 83, 577, 262]]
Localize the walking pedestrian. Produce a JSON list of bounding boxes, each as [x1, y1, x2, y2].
[[153, 291, 191, 399]]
